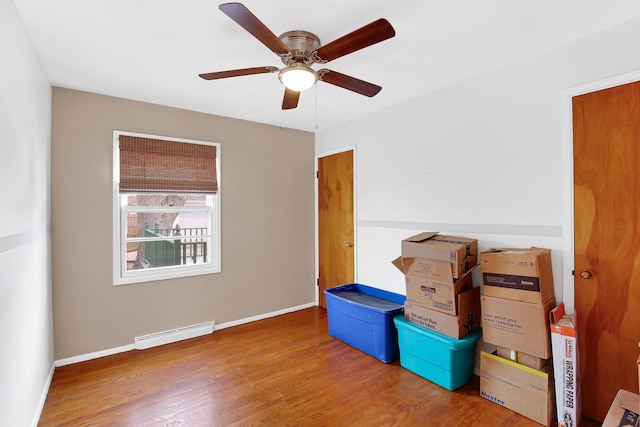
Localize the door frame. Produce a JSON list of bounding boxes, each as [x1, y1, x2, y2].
[[561, 69, 640, 313], [315, 145, 358, 305]]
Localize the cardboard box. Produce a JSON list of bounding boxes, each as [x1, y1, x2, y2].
[[496, 346, 550, 370], [480, 351, 555, 426], [401, 232, 478, 278], [481, 295, 555, 359], [550, 303, 582, 427], [602, 389, 640, 427], [404, 273, 473, 315], [403, 287, 481, 339], [480, 247, 555, 304], [392, 257, 475, 315]]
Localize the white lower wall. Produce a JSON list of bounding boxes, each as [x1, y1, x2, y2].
[[316, 16, 640, 314], [0, 2, 53, 426]]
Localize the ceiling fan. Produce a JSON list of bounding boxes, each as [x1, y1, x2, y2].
[[199, 2, 396, 110]]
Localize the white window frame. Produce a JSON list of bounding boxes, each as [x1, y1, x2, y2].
[[112, 131, 221, 285]]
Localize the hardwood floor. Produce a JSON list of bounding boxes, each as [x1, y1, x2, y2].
[[39, 307, 601, 426]]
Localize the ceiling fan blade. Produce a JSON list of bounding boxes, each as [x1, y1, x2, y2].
[[282, 88, 300, 110], [318, 69, 382, 97], [199, 66, 278, 80], [219, 3, 290, 56], [313, 18, 395, 63]]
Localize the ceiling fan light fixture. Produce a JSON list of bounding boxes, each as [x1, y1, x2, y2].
[[279, 63, 317, 92]]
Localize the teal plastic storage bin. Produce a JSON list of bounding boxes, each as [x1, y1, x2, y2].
[[325, 284, 405, 363], [393, 315, 481, 390]]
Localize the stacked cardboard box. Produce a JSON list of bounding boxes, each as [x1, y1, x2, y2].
[[392, 232, 480, 339], [479, 247, 557, 426], [480, 351, 555, 426]]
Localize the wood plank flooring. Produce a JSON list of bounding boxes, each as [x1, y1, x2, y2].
[[39, 307, 601, 426]]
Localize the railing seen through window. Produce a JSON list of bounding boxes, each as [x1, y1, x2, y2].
[[142, 223, 208, 267]]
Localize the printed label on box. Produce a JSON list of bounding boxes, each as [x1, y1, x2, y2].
[[613, 409, 639, 427], [483, 273, 541, 292]]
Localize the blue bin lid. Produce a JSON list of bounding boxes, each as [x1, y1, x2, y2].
[[325, 283, 406, 311], [331, 291, 403, 311]]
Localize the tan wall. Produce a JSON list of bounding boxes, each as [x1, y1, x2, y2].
[[51, 87, 315, 359]]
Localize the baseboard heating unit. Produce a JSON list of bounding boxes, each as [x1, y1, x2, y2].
[[134, 320, 215, 350]]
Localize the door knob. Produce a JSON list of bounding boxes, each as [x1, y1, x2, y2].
[[345, 242, 353, 247], [580, 270, 593, 279]]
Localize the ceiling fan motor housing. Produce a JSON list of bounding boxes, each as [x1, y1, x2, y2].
[[278, 30, 321, 65]]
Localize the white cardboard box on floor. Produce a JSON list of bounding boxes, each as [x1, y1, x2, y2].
[[602, 389, 640, 427]]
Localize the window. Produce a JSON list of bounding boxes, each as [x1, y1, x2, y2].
[[113, 131, 221, 285]]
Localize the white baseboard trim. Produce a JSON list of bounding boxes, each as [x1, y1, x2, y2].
[[215, 302, 317, 330], [54, 344, 135, 367], [31, 363, 55, 427], [53, 302, 317, 367]]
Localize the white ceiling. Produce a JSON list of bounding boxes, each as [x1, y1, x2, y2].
[[14, 0, 640, 132]]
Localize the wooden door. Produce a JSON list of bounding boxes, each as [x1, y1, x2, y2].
[[573, 80, 640, 422], [317, 150, 355, 308]]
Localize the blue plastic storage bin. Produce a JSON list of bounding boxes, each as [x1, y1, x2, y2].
[[394, 314, 481, 390], [325, 284, 406, 363]]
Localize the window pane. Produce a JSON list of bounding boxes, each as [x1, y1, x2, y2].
[[124, 194, 211, 271], [126, 193, 206, 207]]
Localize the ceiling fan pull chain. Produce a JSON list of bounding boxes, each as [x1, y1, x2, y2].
[[315, 84, 319, 130]]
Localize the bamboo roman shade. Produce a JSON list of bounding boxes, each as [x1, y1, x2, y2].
[[119, 135, 217, 193]]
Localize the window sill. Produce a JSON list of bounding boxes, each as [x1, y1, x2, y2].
[[114, 265, 221, 286]]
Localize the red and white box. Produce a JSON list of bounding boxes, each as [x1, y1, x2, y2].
[[550, 302, 582, 427]]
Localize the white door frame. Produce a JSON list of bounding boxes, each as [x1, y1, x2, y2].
[[314, 145, 358, 305], [561, 69, 640, 313]]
